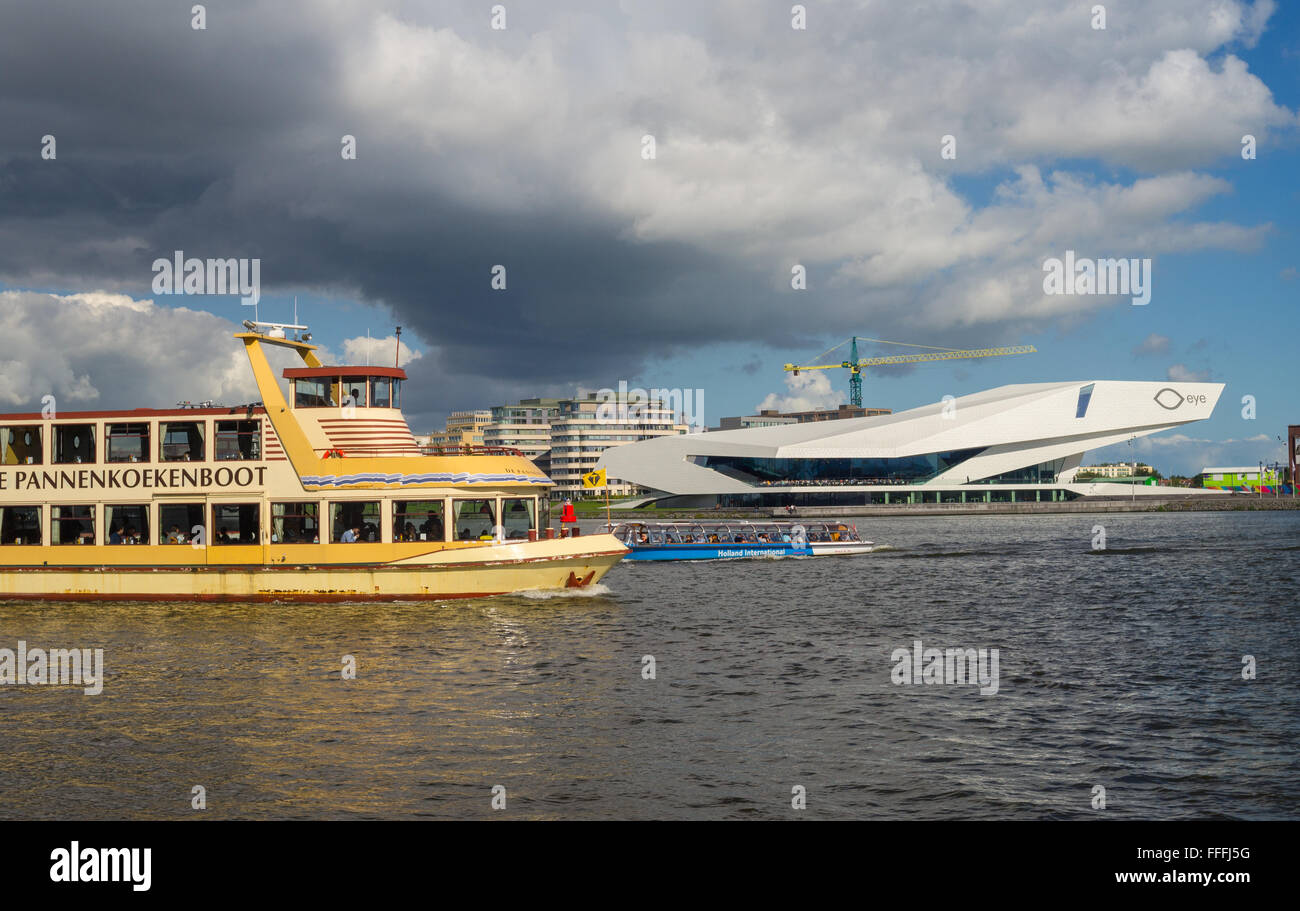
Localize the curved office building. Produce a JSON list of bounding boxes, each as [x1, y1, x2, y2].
[[597, 381, 1227, 507]]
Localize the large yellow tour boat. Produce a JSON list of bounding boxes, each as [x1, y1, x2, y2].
[[0, 323, 626, 601]]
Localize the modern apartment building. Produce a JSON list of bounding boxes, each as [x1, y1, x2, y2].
[[549, 393, 690, 498], [421, 410, 493, 450], [482, 398, 563, 460]]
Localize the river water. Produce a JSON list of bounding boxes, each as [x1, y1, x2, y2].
[[1, 511, 1296, 819]]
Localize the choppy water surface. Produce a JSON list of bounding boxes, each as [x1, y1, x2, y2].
[[1, 511, 1296, 820]]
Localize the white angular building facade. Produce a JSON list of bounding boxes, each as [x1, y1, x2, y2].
[[597, 381, 1227, 506]]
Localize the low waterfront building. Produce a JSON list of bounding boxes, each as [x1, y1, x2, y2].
[[717, 411, 798, 431], [716, 404, 891, 431], [1076, 463, 1153, 478], [599, 380, 1230, 507], [1198, 466, 1283, 493]]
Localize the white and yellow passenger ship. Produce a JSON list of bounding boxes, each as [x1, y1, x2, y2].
[[0, 323, 625, 601]]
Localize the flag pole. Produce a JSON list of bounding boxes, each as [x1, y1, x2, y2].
[[605, 475, 611, 532]]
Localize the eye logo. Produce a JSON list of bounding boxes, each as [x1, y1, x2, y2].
[[1153, 388, 1184, 410]]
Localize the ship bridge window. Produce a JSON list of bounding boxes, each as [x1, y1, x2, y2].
[[394, 500, 444, 542], [105, 504, 149, 544], [332, 501, 380, 542], [2, 425, 43, 465], [370, 377, 392, 409], [0, 506, 41, 545], [272, 502, 319, 544], [501, 498, 536, 539], [159, 503, 204, 544], [212, 503, 260, 544], [107, 423, 150, 463], [161, 422, 205, 461], [52, 504, 95, 545], [453, 499, 496, 541], [53, 424, 95, 464], [341, 378, 367, 409], [295, 379, 331, 408], [216, 420, 261, 461]]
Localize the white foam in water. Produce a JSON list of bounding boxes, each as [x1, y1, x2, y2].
[[518, 582, 613, 600]]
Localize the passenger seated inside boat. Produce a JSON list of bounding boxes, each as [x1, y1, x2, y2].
[[341, 524, 360, 543], [108, 525, 123, 545], [166, 525, 184, 544], [125, 525, 139, 544]]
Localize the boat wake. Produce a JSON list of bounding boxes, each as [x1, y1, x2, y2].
[[518, 583, 613, 600]]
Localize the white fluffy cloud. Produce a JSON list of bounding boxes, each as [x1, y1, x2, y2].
[[1167, 363, 1213, 382], [338, 334, 422, 369], [0, 290, 261, 410], [1134, 333, 1171, 356], [756, 370, 843, 413]]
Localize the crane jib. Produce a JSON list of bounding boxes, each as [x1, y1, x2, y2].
[[781, 343, 1037, 407]]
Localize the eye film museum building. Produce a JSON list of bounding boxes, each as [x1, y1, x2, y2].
[[597, 381, 1227, 508]]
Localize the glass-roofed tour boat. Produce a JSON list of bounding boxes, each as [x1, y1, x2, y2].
[[611, 521, 873, 561], [0, 322, 626, 601]]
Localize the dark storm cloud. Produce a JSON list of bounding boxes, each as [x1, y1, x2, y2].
[[0, 2, 801, 393]]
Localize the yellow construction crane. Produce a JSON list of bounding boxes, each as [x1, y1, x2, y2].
[[784, 337, 1037, 406]]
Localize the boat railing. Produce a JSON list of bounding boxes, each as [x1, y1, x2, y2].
[[415, 444, 527, 457]]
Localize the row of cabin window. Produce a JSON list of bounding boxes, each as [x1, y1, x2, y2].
[[0, 498, 539, 546], [0, 420, 260, 466], [293, 377, 402, 409]]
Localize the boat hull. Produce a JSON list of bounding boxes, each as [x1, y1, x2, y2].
[[0, 535, 626, 602], [809, 542, 875, 556], [623, 542, 812, 561]]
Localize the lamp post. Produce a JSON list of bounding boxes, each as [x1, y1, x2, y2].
[[1128, 435, 1137, 503], [1280, 435, 1294, 499]]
